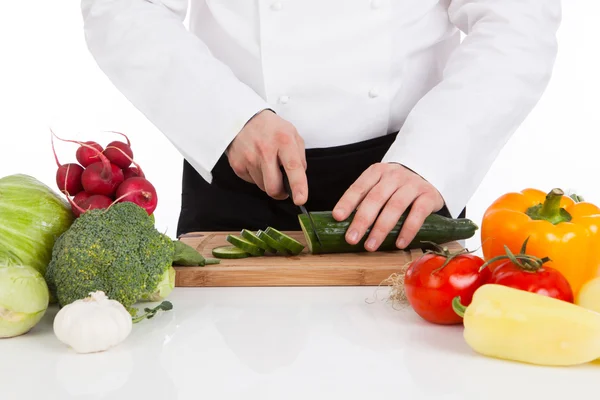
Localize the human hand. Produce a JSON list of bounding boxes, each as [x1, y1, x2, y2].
[[226, 110, 308, 205], [332, 163, 445, 251]]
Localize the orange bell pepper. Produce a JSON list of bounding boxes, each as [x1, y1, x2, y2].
[[481, 188, 600, 296]]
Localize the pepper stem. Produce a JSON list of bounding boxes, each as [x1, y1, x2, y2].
[[452, 297, 466, 318], [525, 188, 572, 225]]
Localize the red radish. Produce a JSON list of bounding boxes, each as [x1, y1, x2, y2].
[[71, 191, 92, 217], [82, 162, 124, 196], [73, 191, 92, 205], [76, 141, 103, 167], [123, 166, 145, 180], [56, 161, 84, 196], [103, 145, 146, 178], [103, 131, 133, 168], [68, 194, 113, 217], [114, 177, 158, 215], [104, 141, 133, 169], [51, 130, 84, 195], [51, 131, 124, 197]]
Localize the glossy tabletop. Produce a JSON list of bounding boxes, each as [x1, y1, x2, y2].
[[1, 287, 597, 400]]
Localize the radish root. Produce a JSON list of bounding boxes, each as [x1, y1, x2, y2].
[[105, 189, 146, 212], [52, 130, 112, 172], [365, 261, 411, 310], [103, 130, 131, 147], [50, 129, 62, 168], [105, 145, 144, 176]]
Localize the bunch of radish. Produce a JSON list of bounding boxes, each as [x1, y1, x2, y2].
[[51, 130, 158, 218]]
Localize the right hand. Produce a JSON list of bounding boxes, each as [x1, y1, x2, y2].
[[225, 110, 308, 205]]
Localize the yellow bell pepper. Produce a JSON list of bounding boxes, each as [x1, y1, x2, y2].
[[453, 284, 600, 366], [481, 188, 600, 296]]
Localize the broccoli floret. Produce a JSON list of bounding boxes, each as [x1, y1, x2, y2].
[[46, 202, 175, 314]]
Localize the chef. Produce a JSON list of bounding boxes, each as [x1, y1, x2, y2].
[[81, 0, 561, 251]]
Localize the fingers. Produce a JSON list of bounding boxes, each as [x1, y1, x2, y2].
[[278, 133, 308, 205], [345, 178, 408, 246], [260, 153, 286, 200], [248, 164, 266, 192], [332, 165, 383, 221], [396, 194, 437, 249], [363, 185, 419, 251]]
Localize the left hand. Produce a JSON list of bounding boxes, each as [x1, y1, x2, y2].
[[332, 163, 445, 251]]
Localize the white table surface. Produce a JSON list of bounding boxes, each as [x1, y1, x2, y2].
[[1, 286, 597, 400]]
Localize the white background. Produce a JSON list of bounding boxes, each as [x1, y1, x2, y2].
[[0, 1, 598, 251]]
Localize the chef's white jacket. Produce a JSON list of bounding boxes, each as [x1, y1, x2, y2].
[[81, 0, 561, 218]]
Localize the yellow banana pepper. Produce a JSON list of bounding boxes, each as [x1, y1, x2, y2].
[[576, 277, 600, 313], [453, 284, 600, 366]]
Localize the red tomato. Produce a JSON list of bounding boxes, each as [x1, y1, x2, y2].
[[404, 252, 491, 325], [489, 261, 573, 302]]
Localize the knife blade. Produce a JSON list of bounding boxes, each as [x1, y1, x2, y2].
[[280, 166, 323, 247]]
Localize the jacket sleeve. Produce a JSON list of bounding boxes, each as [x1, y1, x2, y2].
[[381, 0, 562, 218], [80, 0, 271, 183]]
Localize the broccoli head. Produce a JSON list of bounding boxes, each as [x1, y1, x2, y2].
[[46, 202, 175, 313]]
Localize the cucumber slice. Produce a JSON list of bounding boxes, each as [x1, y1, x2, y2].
[[254, 230, 277, 253], [212, 245, 251, 259], [226, 235, 265, 256], [264, 227, 305, 255], [240, 229, 271, 252], [257, 230, 290, 254]]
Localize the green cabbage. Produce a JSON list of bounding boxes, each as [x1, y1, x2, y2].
[[0, 174, 74, 276], [0, 262, 50, 337]]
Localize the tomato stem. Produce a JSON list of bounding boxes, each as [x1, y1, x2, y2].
[[525, 188, 572, 225], [480, 237, 551, 273], [421, 241, 478, 275], [452, 296, 466, 318]]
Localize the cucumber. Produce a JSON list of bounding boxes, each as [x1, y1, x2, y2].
[[264, 227, 305, 255], [240, 229, 271, 252], [212, 245, 251, 259], [298, 211, 478, 254], [257, 230, 290, 254], [226, 235, 266, 256], [254, 230, 277, 253]]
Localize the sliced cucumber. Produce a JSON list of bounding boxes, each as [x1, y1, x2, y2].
[[257, 230, 290, 254], [212, 245, 251, 259], [226, 235, 265, 256], [240, 229, 271, 252], [255, 230, 277, 253], [264, 227, 305, 255]]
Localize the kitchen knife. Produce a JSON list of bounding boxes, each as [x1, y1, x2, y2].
[[280, 166, 323, 247]]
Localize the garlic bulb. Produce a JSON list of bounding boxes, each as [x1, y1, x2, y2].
[[54, 291, 132, 354]]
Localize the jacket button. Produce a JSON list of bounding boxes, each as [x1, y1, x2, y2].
[[368, 88, 379, 98], [270, 2, 282, 11], [278, 95, 289, 104]]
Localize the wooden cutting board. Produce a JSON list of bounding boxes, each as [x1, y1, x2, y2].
[[174, 231, 464, 287]]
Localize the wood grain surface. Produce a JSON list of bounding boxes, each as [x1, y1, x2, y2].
[[173, 231, 464, 287]]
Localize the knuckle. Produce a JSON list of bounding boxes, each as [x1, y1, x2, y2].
[[349, 182, 368, 198], [387, 197, 408, 211], [274, 130, 293, 146], [367, 190, 387, 206], [241, 149, 256, 165], [370, 163, 384, 173], [255, 141, 272, 158], [285, 159, 302, 171], [229, 160, 245, 175]]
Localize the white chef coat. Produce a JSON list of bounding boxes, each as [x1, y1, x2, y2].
[[81, 0, 561, 218]]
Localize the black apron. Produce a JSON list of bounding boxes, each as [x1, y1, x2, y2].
[[176, 132, 465, 237]]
